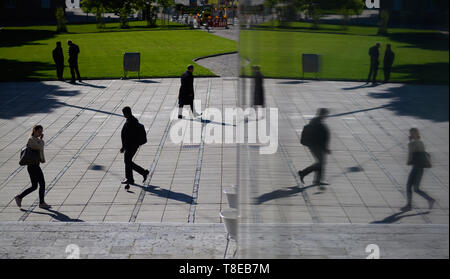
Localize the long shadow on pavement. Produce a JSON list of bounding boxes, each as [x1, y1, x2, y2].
[[132, 184, 195, 204], [0, 78, 83, 120], [20, 208, 84, 222], [371, 211, 430, 224], [368, 81, 449, 122], [254, 184, 322, 205]]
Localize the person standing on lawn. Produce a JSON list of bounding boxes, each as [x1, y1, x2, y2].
[[367, 43, 380, 84], [383, 44, 395, 83], [52, 41, 64, 81], [68, 40, 81, 83]]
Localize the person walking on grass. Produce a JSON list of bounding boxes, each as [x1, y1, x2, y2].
[[401, 128, 436, 212], [68, 40, 81, 83], [120, 106, 149, 190], [52, 41, 64, 81], [15, 125, 51, 209], [298, 108, 331, 189], [178, 65, 202, 119]]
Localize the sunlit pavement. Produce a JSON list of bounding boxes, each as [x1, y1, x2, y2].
[[0, 78, 447, 258]]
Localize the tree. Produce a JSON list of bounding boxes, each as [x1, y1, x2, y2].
[[157, 0, 174, 26], [80, 0, 107, 29], [133, 0, 158, 27], [336, 0, 364, 29], [56, 7, 68, 33], [378, 9, 389, 35], [264, 0, 279, 26], [293, 0, 363, 29]]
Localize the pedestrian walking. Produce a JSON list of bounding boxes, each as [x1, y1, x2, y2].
[[68, 40, 81, 83], [367, 43, 380, 84], [298, 108, 331, 188], [120, 106, 149, 190], [178, 65, 201, 119], [252, 65, 265, 108], [15, 125, 51, 209], [401, 128, 435, 212], [383, 44, 395, 83], [52, 41, 64, 81]]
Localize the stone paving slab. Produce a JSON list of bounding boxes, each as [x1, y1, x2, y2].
[[0, 222, 447, 259], [0, 78, 448, 226]]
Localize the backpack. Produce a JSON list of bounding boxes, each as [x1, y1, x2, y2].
[[137, 123, 147, 146], [300, 124, 314, 147]]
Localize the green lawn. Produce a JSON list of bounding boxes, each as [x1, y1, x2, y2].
[[0, 21, 237, 81], [241, 22, 449, 84]]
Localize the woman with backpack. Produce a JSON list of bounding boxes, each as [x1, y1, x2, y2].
[[401, 128, 435, 212], [15, 125, 51, 209]]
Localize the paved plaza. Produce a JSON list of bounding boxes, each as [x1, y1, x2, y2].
[[0, 78, 448, 258]]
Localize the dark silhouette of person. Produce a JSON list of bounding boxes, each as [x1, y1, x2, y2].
[[68, 40, 81, 83], [252, 65, 265, 108], [52, 42, 64, 81], [383, 44, 395, 83], [367, 43, 380, 83], [178, 65, 201, 119], [298, 108, 331, 188], [401, 128, 435, 212], [120, 106, 149, 188]]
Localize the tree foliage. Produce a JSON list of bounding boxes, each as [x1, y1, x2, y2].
[[56, 7, 68, 33]]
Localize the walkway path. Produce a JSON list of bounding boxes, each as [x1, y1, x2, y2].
[[0, 78, 448, 258]]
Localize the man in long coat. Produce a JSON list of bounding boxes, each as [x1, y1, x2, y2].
[[178, 65, 201, 119], [52, 42, 64, 81], [367, 43, 380, 84], [383, 44, 395, 83], [252, 65, 265, 108]]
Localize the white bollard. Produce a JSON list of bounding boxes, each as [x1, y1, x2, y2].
[[220, 209, 238, 240], [224, 188, 238, 209]]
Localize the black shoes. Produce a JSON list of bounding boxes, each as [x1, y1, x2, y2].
[[401, 205, 412, 212], [15, 196, 22, 207], [121, 179, 134, 185], [178, 115, 182, 119], [143, 170, 150, 183], [298, 171, 305, 184], [428, 199, 435, 210], [39, 202, 52, 209]]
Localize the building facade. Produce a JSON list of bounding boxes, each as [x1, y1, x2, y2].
[[1, 0, 65, 25], [381, 0, 448, 27]]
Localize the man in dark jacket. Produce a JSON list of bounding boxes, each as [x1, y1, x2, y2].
[[52, 42, 64, 81], [178, 65, 201, 119], [367, 43, 380, 84], [252, 65, 265, 108], [383, 44, 395, 83], [120, 106, 149, 187], [298, 108, 331, 187], [68, 40, 81, 83]]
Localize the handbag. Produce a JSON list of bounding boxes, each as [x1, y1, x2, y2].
[[19, 147, 40, 166], [412, 151, 432, 169]]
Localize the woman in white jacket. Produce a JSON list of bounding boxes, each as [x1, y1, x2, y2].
[[15, 125, 51, 209]]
